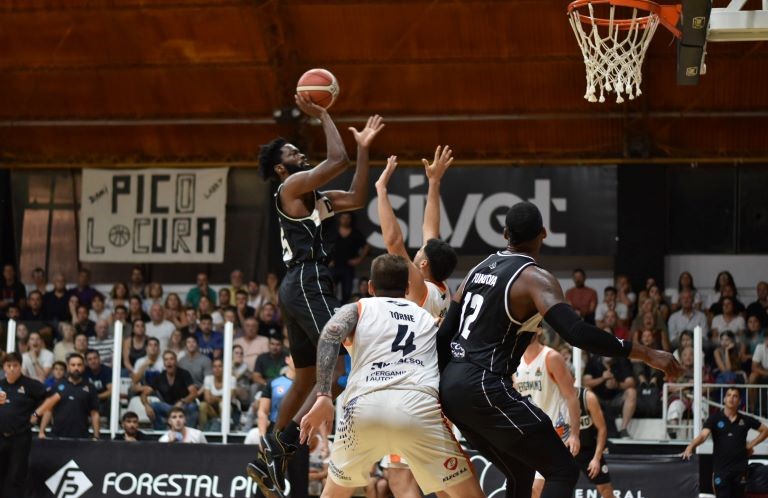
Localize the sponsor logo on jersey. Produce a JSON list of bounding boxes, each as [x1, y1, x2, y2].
[[444, 457, 458, 471], [450, 342, 465, 358], [535, 367, 542, 377], [516, 380, 542, 393]]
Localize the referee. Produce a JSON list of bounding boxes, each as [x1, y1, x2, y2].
[[683, 387, 768, 498], [0, 352, 56, 496]]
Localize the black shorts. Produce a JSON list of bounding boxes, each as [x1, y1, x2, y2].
[[713, 470, 746, 498], [574, 450, 611, 485], [279, 262, 342, 368]]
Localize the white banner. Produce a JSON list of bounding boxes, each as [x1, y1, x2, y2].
[[79, 168, 228, 263]]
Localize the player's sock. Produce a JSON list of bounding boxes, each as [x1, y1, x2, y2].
[[278, 421, 300, 448]]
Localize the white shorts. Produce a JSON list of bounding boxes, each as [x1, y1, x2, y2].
[[380, 454, 409, 469], [329, 389, 473, 493]]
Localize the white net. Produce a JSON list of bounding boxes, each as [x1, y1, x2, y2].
[[569, 2, 661, 103]]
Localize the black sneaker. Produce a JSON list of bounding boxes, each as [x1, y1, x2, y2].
[[261, 432, 296, 497], [246, 453, 280, 498], [618, 429, 631, 438]]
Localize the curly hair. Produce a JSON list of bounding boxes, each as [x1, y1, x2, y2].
[[258, 137, 288, 180]]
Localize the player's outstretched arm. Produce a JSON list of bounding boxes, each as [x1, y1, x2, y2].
[[281, 94, 350, 198], [375, 156, 428, 305], [324, 115, 385, 213], [522, 266, 684, 380], [422, 145, 454, 242], [300, 303, 359, 443]]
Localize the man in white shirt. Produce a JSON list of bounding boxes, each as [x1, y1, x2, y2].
[[595, 286, 628, 328], [158, 407, 207, 443], [131, 338, 164, 391], [234, 317, 269, 368], [667, 290, 709, 347], [145, 303, 175, 348], [22, 331, 54, 382]]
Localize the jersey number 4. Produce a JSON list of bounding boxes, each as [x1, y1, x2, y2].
[[391, 324, 416, 357], [459, 292, 484, 339]]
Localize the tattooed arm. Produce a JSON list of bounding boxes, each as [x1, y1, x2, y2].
[[316, 303, 359, 395]]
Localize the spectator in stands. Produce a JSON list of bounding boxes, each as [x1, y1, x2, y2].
[[127, 296, 150, 325], [749, 333, 768, 413], [143, 282, 164, 312], [712, 297, 746, 337], [713, 331, 747, 384], [142, 350, 199, 429], [648, 284, 671, 322], [167, 329, 186, 359], [5, 303, 20, 322], [669, 271, 703, 312], [253, 335, 288, 387], [257, 353, 294, 437], [601, 309, 630, 341], [185, 272, 217, 309], [746, 314, 766, 355], [110, 305, 131, 337], [218, 288, 233, 312], [614, 274, 636, 313], [630, 298, 667, 335], [42, 273, 71, 322], [19, 291, 52, 338], [232, 344, 254, 407], [53, 323, 75, 362], [257, 302, 280, 339], [332, 212, 370, 304], [235, 317, 269, 369], [146, 303, 175, 347], [44, 361, 66, 390], [129, 266, 146, 299], [595, 286, 628, 328], [39, 353, 100, 440], [673, 330, 694, 361], [633, 311, 671, 352], [106, 281, 130, 311], [28, 267, 50, 294], [114, 411, 146, 441], [668, 290, 709, 347], [122, 319, 147, 375], [72, 269, 98, 309], [195, 314, 223, 360], [22, 331, 54, 382], [14, 322, 29, 354], [709, 270, 737, 308], [632, 329, 664, 386], [73, 304, 95, 337], [229, 269, 246, 297], [566, 268, 598, 324], [747, 281, 768, 327], [199, 358, 237, 430], [178, 335, 212, 389], [131, 337, 164, 391], [180, 308, 198, 340], [0, 263, 27, 320], [709, 283, 746, 317], [198, 296, 223, 331], [88, 320, 113, 367], [350, 276, 372, 302], [158, 406, 207, 443], [263, 272, 280, 307], [164, 293, 185, 329], [583, 352, 637, 438], [73, 332, 89, 357], [88, 293, 110, 323], [246, 279, 266, 311], [67, 295, 79, 327], [84, 350, 112, 416], [666, 345, 695, 438], [234, 290, 256, 328]]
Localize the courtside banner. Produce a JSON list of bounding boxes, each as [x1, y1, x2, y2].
[[79, 168, 228, 263]]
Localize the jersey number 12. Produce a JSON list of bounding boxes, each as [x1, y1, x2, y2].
[[459, 292, 484, 339]]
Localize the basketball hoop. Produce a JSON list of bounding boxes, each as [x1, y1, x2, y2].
[[568, 0, 681, 103]]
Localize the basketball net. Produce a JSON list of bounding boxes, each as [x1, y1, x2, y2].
[[568, 0, 676, 103]]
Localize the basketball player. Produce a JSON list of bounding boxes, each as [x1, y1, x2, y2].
[[299, 254, 486, 498], [513, 328, 581, 498], [437, 201, 682, 498], [375, 151, 458, 496], [248, 94, 385, 497], [573, 387, 615, 498]]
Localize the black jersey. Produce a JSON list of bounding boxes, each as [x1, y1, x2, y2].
[[449, 251, 543, 376], [275, 185, 337, 267], [578, 387, 598, 449]]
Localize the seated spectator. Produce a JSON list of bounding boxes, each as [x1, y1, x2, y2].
[[630, 298, 667, 335], [711, 296, 746, 338], [44, 361, 67, 390], [708, 270, 737, 309], [253, 335, 288, 387], [141, 351, 199, 429], [195, 314, 223, 360], [0, 263, 27, 319], [632, 311, 671, 352], [350, 276, 372, 302], [114, 411, 147, 441], [19, 290, 53, 339], [22, 331, 54, 382], [747, 281, 768, 328], [246, 279, 266, 311], [185, 272, 217, 310], [199, 358, 237, 430], [122, 319, 147, 375], [218, 288, 234, 313], [264, 272, 280, 307], [666, 345, 695, 438], [178, 335, 213, 390], [164, 293, 185, 329], [233, 345, 254, 407], [106, 281, 130, 311], [27, 266, 50, 294], [257, 303, 281, 339], [53, 322, 76, 363], [73, 332, 89, 357], [745, 315, 766, 356], [632, 329, 664, 387], [234, 290, 256, 328], [127, 296, 150, 325], [637, 277, 658, 307], [72, 268, 98, 309], [648, 284, 671, 322], [143, 282, 164, 313], [601, 309, 630, 341], [158, 407, 207, 443], [88, 320, 114, 367], [257, 353, 295, 437], [614, 274, 636, 314], [14, 322, 29, 353], [84, 349, 112, 416], [668, 290, 709, 348], [235, 317, 269, 369], [129, 266, 146, 299], [146, 303, 175, 347], [229, 269, 246, 298], [595, 286, 629, 328], [131, 337, 164, 390], [43, 273, 72, 322], [198, 296, 223, 331], [709, 283, 746, 317], [222, 309, 239, 335], [750, 334, 768, 386], [88, 293, 111, 323], [565, 269, 598, 324], [110, 305, 132, 337], [167, 329, 186, 359], [73, 305, 96, 337], [669, 271, 703, 312], [713, 331, 746, 384], [673, 330, 694, 361], [179, 308, 198, 340], [583, 352, 637, 438], [66, 295, 79, 326]]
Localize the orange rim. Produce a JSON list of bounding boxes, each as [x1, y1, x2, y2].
[[568, 0, 682, 37]]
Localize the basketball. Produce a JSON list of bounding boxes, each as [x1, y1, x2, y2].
[[296, 68, 339, 109]]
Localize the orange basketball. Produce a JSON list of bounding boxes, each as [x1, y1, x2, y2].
[[296, 68, 339, 109]]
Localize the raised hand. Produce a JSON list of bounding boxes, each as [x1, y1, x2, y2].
[[375, 155, 398, 190], [294, 93, 327, 119], [349, 115, 385, 148], [422, 145, 454, 182]]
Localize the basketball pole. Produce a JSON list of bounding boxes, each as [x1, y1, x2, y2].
[[6, 319, 16, 354], [573, 346, 583, 388], [110, 320, 124, 439], [693, 325, 703, 441], [221, 321, 234, 444]]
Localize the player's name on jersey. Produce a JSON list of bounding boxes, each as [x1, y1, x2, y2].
[[389, 311, 416, 322], [516, 380, 542, 392], [471, 273, 498, 286]]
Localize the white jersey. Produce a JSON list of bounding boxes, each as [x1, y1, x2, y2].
[[514, 346, 571, 439], [420, 280, 450, 319], [342, 297, 440, 404]]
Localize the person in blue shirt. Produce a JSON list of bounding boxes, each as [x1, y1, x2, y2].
[[44, 361, 66, 391], [84, 349, 112, 416], [257, 354, 295, 437], [195, 314, 224, 360]]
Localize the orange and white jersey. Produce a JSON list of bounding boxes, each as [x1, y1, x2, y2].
[[420, 280, 451, 320], [342, 297, 440, 404]]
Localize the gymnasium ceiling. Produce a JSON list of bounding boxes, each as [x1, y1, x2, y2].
[[2, 0, 768, 165]]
